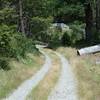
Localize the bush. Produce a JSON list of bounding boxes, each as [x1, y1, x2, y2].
[[9, 33, 37, 59], [47, 23, 66, 46], [30, 17, 53, 42], [61, 31, 72, 45], [0, 58, 10, 70], [0, 24, 38, 70], [0, 24, 16, 57], [0, 24, 37, 60], [62, 22, 85, 45]]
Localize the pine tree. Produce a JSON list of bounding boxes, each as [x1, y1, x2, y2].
[[96, 0, 100, 33]]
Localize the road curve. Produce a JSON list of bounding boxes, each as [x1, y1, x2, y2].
[[48, 52, 78, 100], [3, 48, 52, 100]]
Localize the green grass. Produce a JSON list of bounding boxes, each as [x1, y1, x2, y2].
[[56, 47, 100, 100], [0, 53, 44, 99]]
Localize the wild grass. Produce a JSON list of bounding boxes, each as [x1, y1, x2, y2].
[[57, 47, 100, 100], [0, 53, 44, 99], [26, 49, 61, 100]]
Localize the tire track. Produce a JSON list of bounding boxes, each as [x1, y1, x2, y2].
[[48, 52, 78, 100]]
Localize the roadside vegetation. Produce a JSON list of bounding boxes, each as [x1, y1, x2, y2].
[[0, 53, 44, 99]]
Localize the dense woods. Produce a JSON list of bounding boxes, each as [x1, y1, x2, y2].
[[0, 0, 100, 69]]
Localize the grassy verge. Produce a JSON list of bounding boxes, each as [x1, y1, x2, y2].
[[26, 49, 61, 100], [0, 53, 44, 99], [56, 47, 100, 100]]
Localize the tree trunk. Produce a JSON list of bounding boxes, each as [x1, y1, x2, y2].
[[96, 0, 100, 32], [84, 2, 93, 41], [19, 0, 25, 33]]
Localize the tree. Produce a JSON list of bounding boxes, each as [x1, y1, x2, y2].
[[96, 0, 100, 33], [19, 0, 25, 33], [84, 1, 93, 41]]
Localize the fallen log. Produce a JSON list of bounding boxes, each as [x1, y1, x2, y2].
[[77, 44, 100, 55]]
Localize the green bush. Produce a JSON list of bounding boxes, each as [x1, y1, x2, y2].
[[47, 23, 65, 46], [9, 33, 37, 59], [0, 24, 37, 59], [30, 17, 53, 42], [61, 31, 72, 45], [0, 24, 16, 57], [0, 24, 38, 70], [0, 58, 10, 70], [62, 22, 85, 45]]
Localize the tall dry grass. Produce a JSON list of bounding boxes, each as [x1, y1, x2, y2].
[[0, 53, 44, 99], [57, 47, 100, 100]]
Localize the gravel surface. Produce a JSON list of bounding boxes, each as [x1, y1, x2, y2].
[[48, 52, 78, 100], [3, 48, 52, 100]]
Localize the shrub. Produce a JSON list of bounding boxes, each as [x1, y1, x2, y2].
[[0, 58, 10, 70], [62, 22, 85, 45], [0, 24, 37, 60], [30, 17, 53, 42], [0, 24, 38, 70], [9, 33, 37, 59], [47, 23, 66, 46], [61, 31, 72, 45], [0, 24, 15, 57]]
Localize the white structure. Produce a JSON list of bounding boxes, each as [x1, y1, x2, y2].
[[50, 23, 70, 33], [78, 45, 100, 55]]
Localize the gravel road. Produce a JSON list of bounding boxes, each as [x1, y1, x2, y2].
[[48, 52, 78, 100]]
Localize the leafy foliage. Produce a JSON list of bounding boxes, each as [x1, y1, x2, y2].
[[0, 7, 17, 24], [62, 22, 85, 45], [0, 24, 37, 70], [0, 58, 10, 70], [30, 17, 53, 42], [58, 3, 84, 19]]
